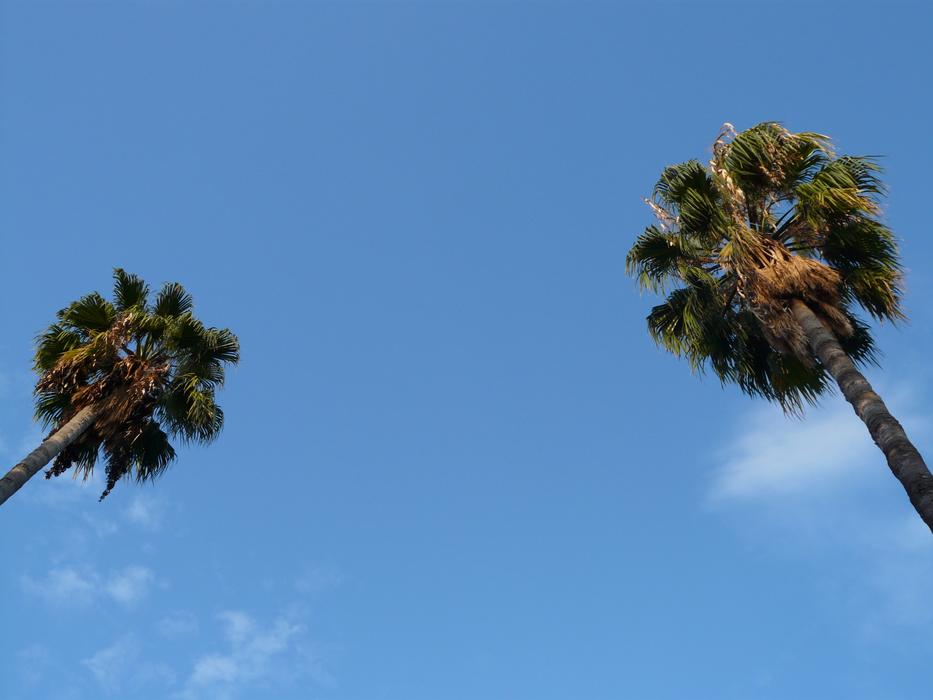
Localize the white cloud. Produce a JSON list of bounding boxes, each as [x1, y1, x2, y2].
[[81, 511, 119, 538], [22, 567, 97, 605], [124, 495, 164, 530], [190, 654, 239, 686], [180, 611, 325, 699], [218, 610, 255, 645], [23, 565, 156, 607], [82, 635, 139, 691], [82, 635, 175, 692], [105, 566, 155, 605], [709, 401, 875, 501]]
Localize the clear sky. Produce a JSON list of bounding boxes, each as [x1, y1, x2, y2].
[[2, 1, 932, 698]]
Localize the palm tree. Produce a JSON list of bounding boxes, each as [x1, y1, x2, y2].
[[627, 122, 933, 532], [0, 269, 239, 506]]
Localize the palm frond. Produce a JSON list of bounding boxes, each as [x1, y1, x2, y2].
[[129, 421, 177, 482], [627, 226, 707, 292], [34, 324, 84, 372], [653, 160, 712, 208], [821, 216, 903, 320], [796, 158, 882, 226], [154, 282, 194, 318], [112, 268, 150, 312], [724, 122, 832, 198], [58, 293, 116, 335]]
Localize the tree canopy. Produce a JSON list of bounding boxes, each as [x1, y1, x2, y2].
[[33, 269, 239, 498], [626, 122, 902, 411]]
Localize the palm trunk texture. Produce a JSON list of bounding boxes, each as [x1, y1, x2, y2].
[[791, 299, 933, 532], [0, 405, 99, 507]]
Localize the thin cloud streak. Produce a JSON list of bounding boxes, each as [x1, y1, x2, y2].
[[22, 564, 156, 608]]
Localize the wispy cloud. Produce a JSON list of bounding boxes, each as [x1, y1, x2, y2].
[[710, 382, 930, 504], [708, 385, 933, 635], [82, 634, 175, 693], [179, 610, 330, 699], [124, 495, 164, 531], [80, 511, 119, 538], [23, 565, 156, 608], [105, 566, 155, 605], [709, 401, 875, 502], [21, 567, 98, 605], [82, 635, 140, 691]]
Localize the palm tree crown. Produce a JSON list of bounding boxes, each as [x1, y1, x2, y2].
[[627, 122, 902, 411], [34, 269, 239, 498]]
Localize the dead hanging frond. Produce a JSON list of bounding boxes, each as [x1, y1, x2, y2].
[[39, 312, 170, 494], [742, 241, 852, 361], [644, 198, 678, 232], [712, 122, 737, 153], [709, 123, 751, 240]]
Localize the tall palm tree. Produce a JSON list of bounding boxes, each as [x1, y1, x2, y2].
[[0, 269, 239, 506], [627, 122, 933, 532]]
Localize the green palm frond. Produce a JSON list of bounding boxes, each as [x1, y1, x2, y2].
[[112, 268, 150, 312], [57, 293, 116, 335], [34, 324, 85, 373], [128, 421, 177, 482], [154, 282, 194, 318], [724, 122, 831, 198], [676, 184, 730, 243], [653, 160, 712, 208], [795, 157, 883, 225], [626, 226, 708, 293], [34, 390, 71, 428]]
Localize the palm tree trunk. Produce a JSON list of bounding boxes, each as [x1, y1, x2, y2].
[[791, 299, 933, 532], [0, 405, 99, 507]]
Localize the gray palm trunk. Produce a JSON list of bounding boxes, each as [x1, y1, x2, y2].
[[0, 405, 99, 507], [790, 299, 933, 532]]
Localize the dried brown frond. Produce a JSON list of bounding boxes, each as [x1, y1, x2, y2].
[[708, 124, 749, 229], [39, 313, 169, 474], [740, 241, 851, 362], [644, 198, 678, 232]]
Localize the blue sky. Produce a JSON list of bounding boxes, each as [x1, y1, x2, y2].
[[2, 1, 933, 698]]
